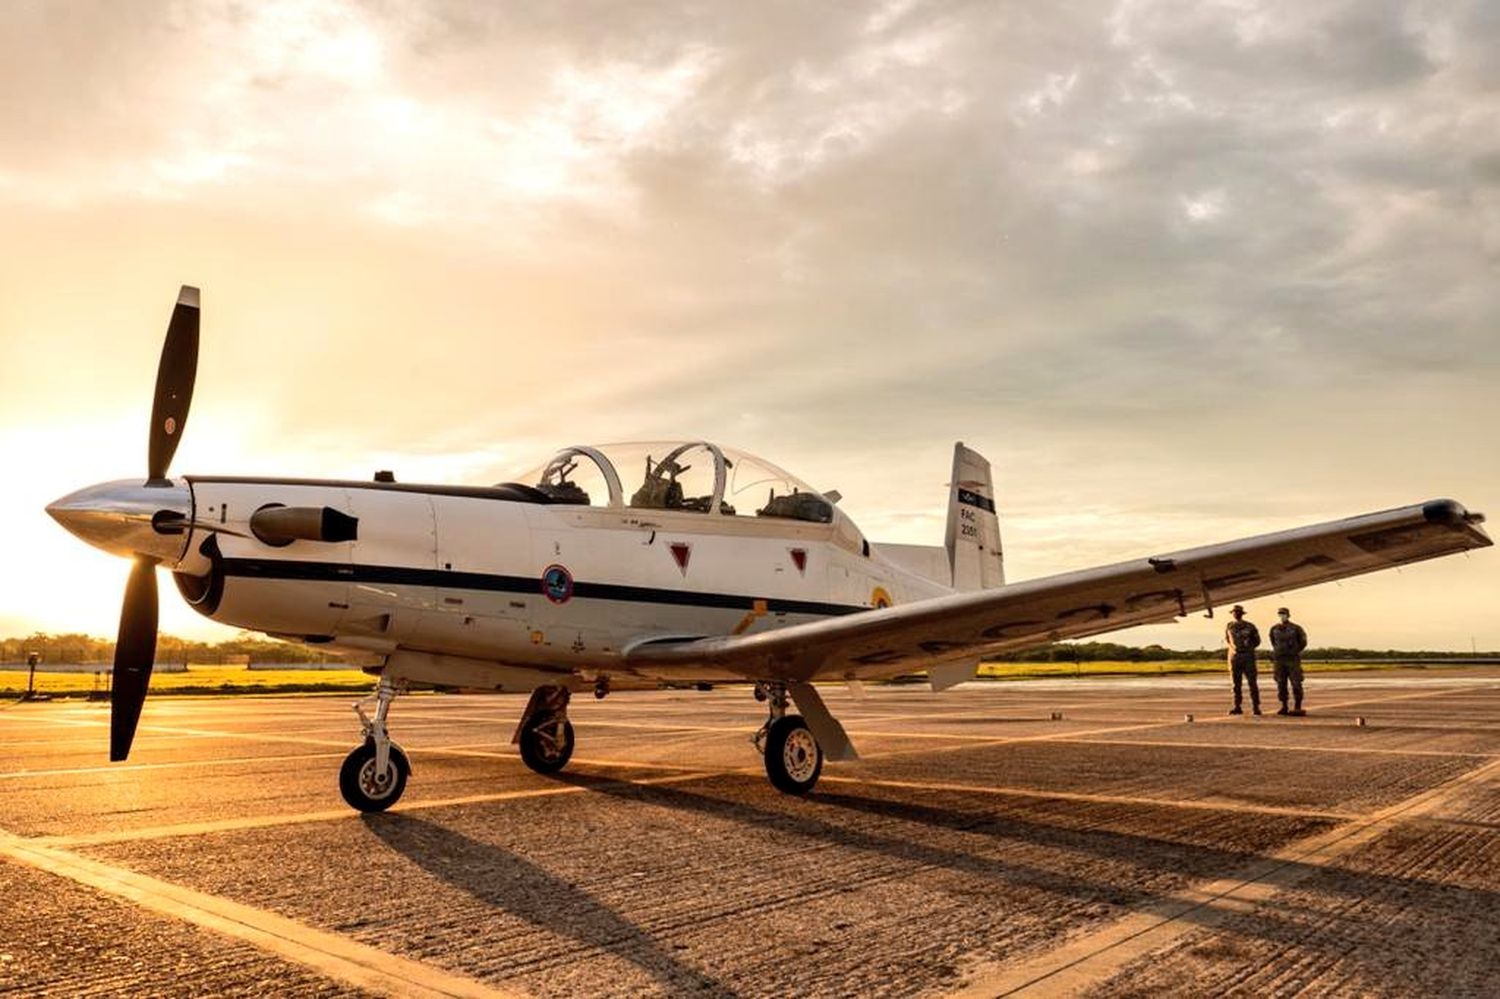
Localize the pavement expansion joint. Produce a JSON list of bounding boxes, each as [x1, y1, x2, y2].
[[816, 775, 1358, 822], [950, 753, 1500, 997], [36, 767, 724, 848], [0, 828, 520, 998]]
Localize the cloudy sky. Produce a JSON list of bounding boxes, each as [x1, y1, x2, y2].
[[1, 0, 1496, 649]]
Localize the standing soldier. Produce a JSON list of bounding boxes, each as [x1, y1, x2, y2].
[[1269, 606, 1308, 716], [1224, 604, 1262, 715]]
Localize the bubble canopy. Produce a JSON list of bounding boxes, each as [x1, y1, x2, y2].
[[513, 442, 837, 524]]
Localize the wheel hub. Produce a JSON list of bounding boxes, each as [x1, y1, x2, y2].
[[359, 758, 395, 798], [782, 728, 819, 783]]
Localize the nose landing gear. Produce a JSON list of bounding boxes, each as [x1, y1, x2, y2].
[[753, 681, 823, 795], [340, 675, 410, 812]]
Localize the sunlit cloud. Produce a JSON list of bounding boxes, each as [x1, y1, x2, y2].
[[1, 0, 1497, 647]]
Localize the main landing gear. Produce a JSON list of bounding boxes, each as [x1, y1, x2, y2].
[[514, 684, 576, 775], [339, 675, 411, 812], [754, 681, 823, 795], [333, 674, 838, 809]]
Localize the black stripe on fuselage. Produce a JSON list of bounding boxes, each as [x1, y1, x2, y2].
[[219, 558, 866, 618]]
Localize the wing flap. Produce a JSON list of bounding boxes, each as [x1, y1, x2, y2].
[[623, 499, 1489, 681]]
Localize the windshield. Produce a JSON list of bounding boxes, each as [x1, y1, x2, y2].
[[509, 440, 832, 524], [511, 446, 620, 507]]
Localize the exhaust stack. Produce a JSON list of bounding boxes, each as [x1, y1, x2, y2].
[[249, 505, 359, 546]]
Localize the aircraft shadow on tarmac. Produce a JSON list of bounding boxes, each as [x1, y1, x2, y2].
[[358, 771, 1497, 994], [541, 771, 1499, 988], [361, 812, 730, 996]]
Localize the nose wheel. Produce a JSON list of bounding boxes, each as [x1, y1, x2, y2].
[[340, 674, 410, 812], [339, 739, 410, 812]]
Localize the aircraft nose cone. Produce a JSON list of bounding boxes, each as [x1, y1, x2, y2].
[[46, 479, 193, 564]]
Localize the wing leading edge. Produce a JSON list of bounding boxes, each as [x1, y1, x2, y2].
[[623, 498, 1490, 682]]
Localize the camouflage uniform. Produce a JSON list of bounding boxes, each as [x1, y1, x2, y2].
[[1270, 619, 1308, 713], [1225, 618, 1261, 712]]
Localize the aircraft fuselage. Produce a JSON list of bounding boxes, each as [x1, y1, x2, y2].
[[170, 476, 950, 681]]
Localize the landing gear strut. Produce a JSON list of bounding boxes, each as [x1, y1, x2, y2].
[[753, 681, 823, 795], [515, 684, 576, 775], [340, 674, 411, 812]]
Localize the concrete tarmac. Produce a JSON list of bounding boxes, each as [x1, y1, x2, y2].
[[1, 669, 1497, 997]]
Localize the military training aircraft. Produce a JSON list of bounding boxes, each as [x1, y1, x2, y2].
[[47, 288, 1494, 811]]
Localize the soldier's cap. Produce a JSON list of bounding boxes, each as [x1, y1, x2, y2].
[[1230, 604, 1245, 614], [1277, 607, 1290, 615]]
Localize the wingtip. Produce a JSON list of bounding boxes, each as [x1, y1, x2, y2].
[[177, 285, 200, 309], [1423, 499, 1470, 526], [1422, 498, 1492, 546]]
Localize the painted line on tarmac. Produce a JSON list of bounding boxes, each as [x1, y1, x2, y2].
[[815, 775, 1355, 822], [38, 769, 718, 848], [570, 720, 748, 734], [1055, 736, 1496, 760], [1310, 684, 1500, 712], [421, 745, 730, 774], [0, 829, 518, 999], [855, 720, 1180, 762], [564, 719, 1056, 742], [0, 750, 350, 781], [854, 685, 1479, 764], [21, 713, 356, 749], [949, 753, 1500, 998]]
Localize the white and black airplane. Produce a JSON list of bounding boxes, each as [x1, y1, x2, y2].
[[47, 288, 1493, 811]]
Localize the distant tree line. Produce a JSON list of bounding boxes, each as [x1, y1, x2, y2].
[[0, 632, 373, 666], [2, 633, 1492, 668]]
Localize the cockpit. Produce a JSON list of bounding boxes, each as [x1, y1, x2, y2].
[[515, 442, 838, 525]]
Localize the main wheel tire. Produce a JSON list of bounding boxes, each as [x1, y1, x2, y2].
[[519, 717, 575, 774], [764, 715, 822, 795], [338, 740, 410, 812]]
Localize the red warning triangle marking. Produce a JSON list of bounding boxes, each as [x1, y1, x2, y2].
[[669, 542, 692, 575], [789, 548, 807, 575]]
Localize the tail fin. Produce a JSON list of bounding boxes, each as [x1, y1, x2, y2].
[[945, 442, 1004, 592]]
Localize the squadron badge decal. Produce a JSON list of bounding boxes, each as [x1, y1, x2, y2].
[[541, 564, 574, 604]]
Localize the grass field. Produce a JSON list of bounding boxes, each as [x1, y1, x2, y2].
[[0, 666, 373, 697], [976, 659, 1414, 679], [0, 659, 1425, 699]]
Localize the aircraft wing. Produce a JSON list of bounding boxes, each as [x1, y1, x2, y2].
[[623, 499, 1490, 682]]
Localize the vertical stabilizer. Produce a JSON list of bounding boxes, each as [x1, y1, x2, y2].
[[945, 442, 1004, 592]]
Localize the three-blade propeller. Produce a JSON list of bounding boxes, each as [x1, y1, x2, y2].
[[112, 286, 199, 761]]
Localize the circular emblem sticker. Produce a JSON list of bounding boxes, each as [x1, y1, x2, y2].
[[541, 564, 574, 604]]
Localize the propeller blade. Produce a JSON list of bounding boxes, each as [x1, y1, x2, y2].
[[110, 556, 159, 761], [147, 285, 200, 485]]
